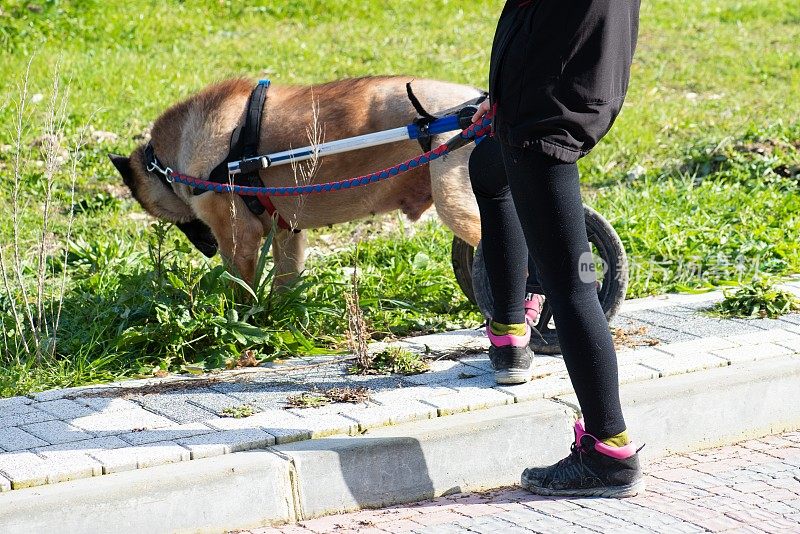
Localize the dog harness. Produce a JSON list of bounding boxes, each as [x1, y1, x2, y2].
[[145, 80, 293, 231], [144, 84, 494, 209]]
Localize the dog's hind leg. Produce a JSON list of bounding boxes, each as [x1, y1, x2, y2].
[[429, 144, 482, 247], [272, 229, 306, 288], [191, 193, 264, 285]]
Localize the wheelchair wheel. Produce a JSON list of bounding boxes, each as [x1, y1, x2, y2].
[[451, 205, 628, 354]]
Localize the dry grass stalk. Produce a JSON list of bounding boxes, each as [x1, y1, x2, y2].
[[344, 255, 371, 373], [0, 59, 83, 362], [287, 91, 323, 231]]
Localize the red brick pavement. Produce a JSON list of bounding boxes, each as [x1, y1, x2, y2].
[[242, 431, 800, 533]]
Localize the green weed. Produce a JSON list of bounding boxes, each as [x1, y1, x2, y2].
[[221, 404, 255, 419], [350, 346, 430, 376], [711, 278, 800, 319]]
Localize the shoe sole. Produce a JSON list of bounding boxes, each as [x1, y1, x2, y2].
[[495, 369, 533, 385], [520, 478, 645, 498]]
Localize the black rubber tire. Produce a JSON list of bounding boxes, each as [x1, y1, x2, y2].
[[451, 205, 628, 354]]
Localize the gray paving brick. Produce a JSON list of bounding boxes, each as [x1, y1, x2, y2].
[[1, 447, 100, 487], [133, 393, 218, 424], [370, 384, 457, 405], [33, 448, 103, 481], [405, 360, 490, 385], [117, 422, 215, 446], [224, 383, 309, 411], [711, 343, 794, 364], [733, 316, 794, 331], [641, 352, 729, 377], [341, 373, 407, 391], [32, 387, 89, 403], [72, 397, 142, 412], [0, 451, 49, 489], [456, 354, 493, 373], [0, 406, 56, 428], [426, 375, 515, 415], [776, 336, 800, 353], [71, 406, 176, 436], [30, 437, 125, 483], [181, 390, 251, 415], [89, 442, 190, 474], [215, 406, 356, 442], [0, 400, 38, 419], [778, 313, 800, 326], [616, 346, 661, 366], [0, 426, 48, 451], [400, 329, 486, 354], [177, 428, 274, 460], [494, 374, 573, 402], [614, 315, 700, 343], [280, 364, 349, 385], [36, 435, 129, 453], [340, 400, 437, 431], [421, 390, 510, 416], [622, 309, 695, 330], [34, 398, 97, 419], [656, 336, 739, 356], [0, 396, 32, 410], [725, 328, 800, 346], [204, 409, 312, 444], [22, 420, 93, 444], [286, 407, 359, 437], [618, 363, 661, 383]]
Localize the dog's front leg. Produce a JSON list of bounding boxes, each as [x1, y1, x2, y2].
[[272, 228, 306, 288], [191, 193, 264, 286]]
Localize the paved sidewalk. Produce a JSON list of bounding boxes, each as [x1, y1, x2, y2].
[[249, 432, 800, 534], [1, 283, 800, 491]]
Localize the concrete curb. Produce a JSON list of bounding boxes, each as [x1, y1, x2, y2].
[[2, 356, 799, 533], [0, 449, 295, 533]]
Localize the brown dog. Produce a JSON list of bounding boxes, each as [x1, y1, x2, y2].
[[110, 77, 484, 285]]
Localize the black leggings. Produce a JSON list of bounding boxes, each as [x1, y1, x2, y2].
[[469, 136, 625, 439]]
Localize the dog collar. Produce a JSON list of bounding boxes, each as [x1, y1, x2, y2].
[[144, 142, 173, 186]]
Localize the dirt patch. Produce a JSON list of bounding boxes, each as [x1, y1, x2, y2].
[[612, 326, 660, 349], [285, 386, 370, 409]]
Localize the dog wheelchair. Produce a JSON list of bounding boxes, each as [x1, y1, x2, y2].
[[451, 205, 628, 354]]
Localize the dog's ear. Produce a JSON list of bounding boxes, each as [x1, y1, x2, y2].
[[108, 154, 136, 190], [175, 219, 219, 258]]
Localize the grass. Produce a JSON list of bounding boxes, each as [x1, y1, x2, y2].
[[1, 0, 799, 397]]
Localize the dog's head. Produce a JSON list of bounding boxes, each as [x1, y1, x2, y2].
[[108, 148, 218, 258]]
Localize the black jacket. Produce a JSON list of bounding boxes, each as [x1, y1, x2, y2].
[[489, 0, 641, 162]]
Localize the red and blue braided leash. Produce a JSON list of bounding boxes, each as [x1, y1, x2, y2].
[[167, 114, 494, 198]]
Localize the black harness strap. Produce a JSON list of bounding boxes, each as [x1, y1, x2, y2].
[[407, 82, 437, 153], [203, 80, 271, 217]]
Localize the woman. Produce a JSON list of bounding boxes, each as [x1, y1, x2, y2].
[[469, 0, 643, 497]]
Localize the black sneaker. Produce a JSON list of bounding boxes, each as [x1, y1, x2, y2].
[[521, 419, 645, 498], [486, 324, 534, 385]]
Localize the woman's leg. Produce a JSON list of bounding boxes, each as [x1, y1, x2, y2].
[[468, 137, 536, 384], [499, 143, 625, 439], [468, 138, 527, 326]]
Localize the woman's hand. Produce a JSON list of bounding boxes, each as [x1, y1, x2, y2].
[[472, 98, 491, 123]]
